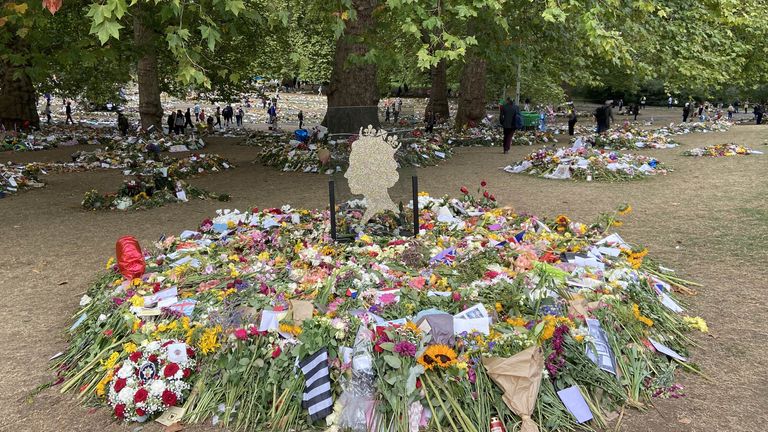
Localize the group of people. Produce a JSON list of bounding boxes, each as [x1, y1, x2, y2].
[[384, 98, 403, 123], [168, 103, 246, 135]]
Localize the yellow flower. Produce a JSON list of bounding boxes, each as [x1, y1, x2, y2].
[[96, 370, 114, 397], [132, 319, 142, 332], [455, 361, 468, 370], [122, 342, 138, 354], [132, 278, 142, 286], [105, 257, 115, 270], [418, 191, 429, 197], [226, 220, 236, 229], [358, 235, 372, 245], [495, 302, 503, 313], [683, 316, 708, 333], [632, 303, 654, 327], [612, 220, 624, 227], [129, 295, 145, 308], [506, 317, 527, 327], [101, 351, 120, 370], [418, 345, 457, 370], [279, 323, 303, 336], [574, 335, 585, 342], [228, 263, 239, 278], [181, 316, 191, 330], [618, 204, 632, 216], [294, 241, 305, 253], [404, 321, 422, 334], [228, 254, 240, 262], [258, 251, 270, 262], [198, 326, 222, 354]]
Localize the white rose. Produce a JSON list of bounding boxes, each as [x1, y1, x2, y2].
[[149, 380, 166, 396], [117, 386, 136, 404], [98, 314, 107, 322], [117, 363, 134, 379]]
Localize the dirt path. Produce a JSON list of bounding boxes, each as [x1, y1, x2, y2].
[[1, 109, 767, 431]]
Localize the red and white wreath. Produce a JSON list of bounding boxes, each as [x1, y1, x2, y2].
[[107, 339, 196, 421]]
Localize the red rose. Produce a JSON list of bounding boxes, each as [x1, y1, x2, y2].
[[416, 378, 422, 389], [373, 343, 383, 353], [133, 388, 149, 403], [481, 181, 487, 187], [186, 347, 195, 358], [103, 329, 113, 337], [135, 408, 146, 417], [483, 191, 490, 198], [162, 389, 178, 406], [460, 186, 469, 194], [234, 328, 248, 340], [148, 354, 158, 363], [271, 346, 282, 359], [129, 352, 142, 363], [113, 378, 127, 392], [162, 341, 174, 348], [114, 403, 126, 419], [183, 368, 192, 379], [490, 195, 496, 202], [163, 362, 180, 378]]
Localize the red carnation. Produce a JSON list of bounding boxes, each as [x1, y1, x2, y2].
[[163, 362, 180, 378], [133, 388, 149, 403], [272, 346, 282, 359], [234, 328, 248, 340], [490, 195, 496, 202], [460, 186, 469, 194], [103, 329, 113, 337], [114, 403, 126, 419], [129, 351, 142, 363], [162, 389, 178, 406], [186, 347, 195, 358], [483, 191, 490, 198], [183, 368, 192, 379], [113, 377, 127, 392], [135, 408, 146, 417], [148, 354, 158, 363], [481, 180, 487, 187]]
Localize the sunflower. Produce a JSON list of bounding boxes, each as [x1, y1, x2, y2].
[[417, 345, 457, 370]]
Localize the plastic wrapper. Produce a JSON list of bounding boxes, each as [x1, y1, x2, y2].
[[116, 236, 146, 279], [338, 325, 377, 431]]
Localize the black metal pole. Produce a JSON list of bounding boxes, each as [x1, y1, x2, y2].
[[412, 176, 418, 238], [329, 180, 337, 241]]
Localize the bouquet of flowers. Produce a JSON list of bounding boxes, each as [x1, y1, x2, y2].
[[683, 143, 763, 157]]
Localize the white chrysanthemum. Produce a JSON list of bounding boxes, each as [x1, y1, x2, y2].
[[117, 386, 136, 404], [117, 363, 134, 379], [149, 379, 166, 396], [146, 341, 161, 352], [79, 295, 92, 306]]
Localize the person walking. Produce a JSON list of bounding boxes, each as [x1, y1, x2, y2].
[[215, 106, 222, 129], [698, 104, 705, 121], [199, 108, 206, 123], [632, 104, 639, 121], [235, 107, 243, 127], [317, 85, 323, 96], [206, 115, 214, 130], [425, 110, 436, 133], [683, 103, 691, 123], [668, 96, 673, 109], [45, 102, 52, 124], [267, 104, 277, 125], [567, 108, 577, 135], [298, 110, 304, 129], [754, 103, 763, 125], [727, 104, 735, 120], [175, 109, 185, 134], [385, 104, 391, 123], [499, 97, 521, 154], [193, 103, 201, 123], [184, 108, 193, 129], [640, 96, 646, 110], [744, 100, 749, 114], [65, 101, 74, 124]]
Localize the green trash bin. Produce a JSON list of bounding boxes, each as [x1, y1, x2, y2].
[[521, 112, 539, 128]]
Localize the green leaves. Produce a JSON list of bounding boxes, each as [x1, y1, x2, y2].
[[86, 0, 127, 44], [199, 25, 221, 52], [383, 354, 402, 369], [224, 0, 245, 16]]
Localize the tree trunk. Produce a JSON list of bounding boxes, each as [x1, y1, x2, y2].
[[455, 53, 487, 129], [133, 4, 163, 131], [0, 60, 39, 130], [324, 1, 379, 134], [425, 58, 449, 122]]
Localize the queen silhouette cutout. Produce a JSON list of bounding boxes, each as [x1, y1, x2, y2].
[[344, 126, 400, 222]]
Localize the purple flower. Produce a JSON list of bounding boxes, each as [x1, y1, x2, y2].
[[393, 341, 417, 357]]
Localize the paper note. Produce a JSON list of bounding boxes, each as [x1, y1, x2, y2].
[[453, 317, 490, 335], [660, 292, 684, 313], [176, 190, 188, 202], [557, 386, 594, 423], [585, 319, 617, 375], [166, 342, 188, 363], [649, 338, 687, 362], [69, 313, 87, 332], [143, 286, 178, 307], [259, 310, 283, 332], [454, 303, 489, 320], [156, 407, 186, 426]]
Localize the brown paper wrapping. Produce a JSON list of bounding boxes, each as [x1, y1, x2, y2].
[[290, 299, 314, 322], [482, 346, 544, 432]]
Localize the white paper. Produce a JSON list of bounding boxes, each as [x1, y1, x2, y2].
[[557, 386, 593, 423], [649, 338, 687, 362], [167, 342, 189, 363], [453, 317, 490, 335], [258, 310, 283, 332], [262, 217, 280, 229], [157, 296, 178, 308], [660, 292, 684, 313], [176, 190, 188, 202], [454, 303, 489, 320], [596, 233, 628, 248], [143, 286, 178, 307], [585, 318, 617, 375]]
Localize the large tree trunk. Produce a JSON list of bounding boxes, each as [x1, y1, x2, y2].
[[0, 60, 39, 130], [455, 53, 486, 129], [133, 4, 163, 131], [425, 58, 449, 122], [324, 1, 379, 134]]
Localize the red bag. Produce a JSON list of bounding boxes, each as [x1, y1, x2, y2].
[[116, 236, 146, 279]]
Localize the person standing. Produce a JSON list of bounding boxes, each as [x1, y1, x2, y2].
[[65, 101, 74, 124], [499, 97, 521, 154], [235, 107, 243, 127], [683, 103, 691, 123], [215, 106, 222, 129], [744, 100, 749, 114], [175, 109, 185, 134], [184, 108, 193, 129], [698, 104, 705, 121], [393, 103, 400, 123], [167, 112, 176, 135], [298, 110, 304, 129], [632, 104, 639, 121], [640, 96, 646, 110], [117, 112, 129, 136], [567, 108, 577, 135], [727, 104, 735, 120], [668, 96, 673, 109], [267, 103, 277, 125], [318, 85, 323, 96], [45, 102, 52, 124], [206, 115, 214, 130], [199, 108, 206, 123], [754, 103, 763, 124], [425, 110, 436, 133], [385, 104, 391, 123], [524, 98, 531, 111], [193, 103, 201, 123]]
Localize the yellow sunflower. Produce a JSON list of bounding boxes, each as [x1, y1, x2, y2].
[[417, 345, 457, 370]]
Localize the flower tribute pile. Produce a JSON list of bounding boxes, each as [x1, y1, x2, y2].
[[504, 146, 670, 181], [0, 162, 46, 196], [55, 189, 704, 432], [683, 143, 763, 157]]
